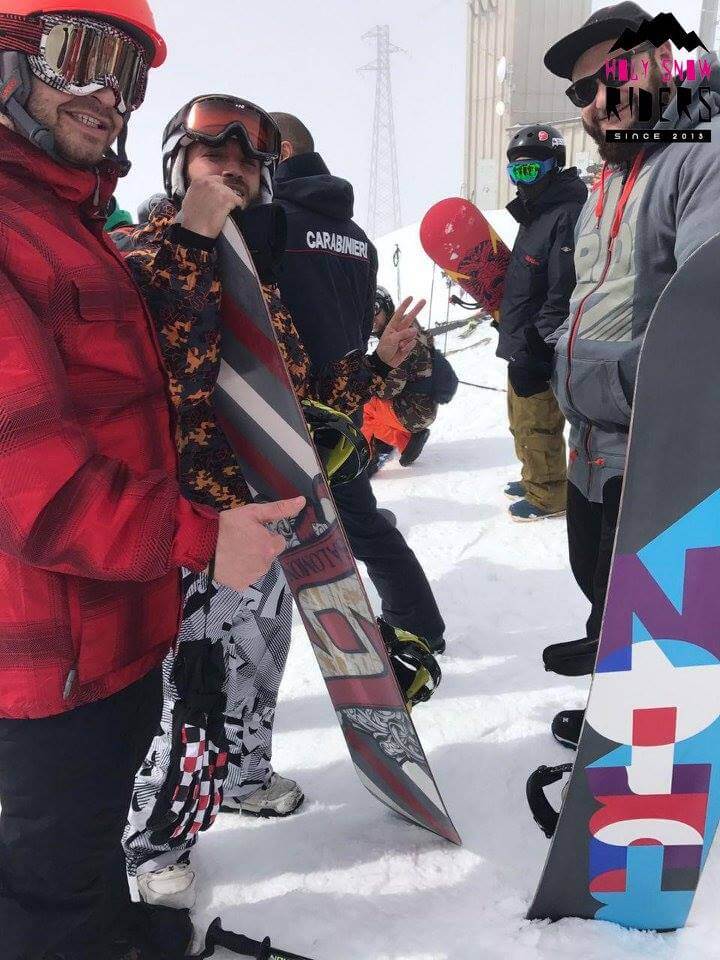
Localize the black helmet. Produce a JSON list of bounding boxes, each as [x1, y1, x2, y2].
[[507, 124, 566, 167], [374, 286, 395, 318]]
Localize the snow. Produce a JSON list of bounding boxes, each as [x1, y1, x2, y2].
[[191, 228, 720, 959]]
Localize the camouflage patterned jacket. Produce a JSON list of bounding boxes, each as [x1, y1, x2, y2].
[[376, 326, 438, 432], [112, 198, 387, 510]]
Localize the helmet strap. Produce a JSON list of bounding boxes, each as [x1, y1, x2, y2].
[[0, 50, 56, 155]]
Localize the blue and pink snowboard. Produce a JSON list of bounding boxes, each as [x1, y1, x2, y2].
[[528, 232, 720, 930]]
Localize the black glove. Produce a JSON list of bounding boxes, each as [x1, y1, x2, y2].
[[231, 203, 287, 284], [508, 325, 555, 398]]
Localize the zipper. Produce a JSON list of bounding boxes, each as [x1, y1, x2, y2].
[[63, 663, 78, 700], [564, 150, 646, 418]]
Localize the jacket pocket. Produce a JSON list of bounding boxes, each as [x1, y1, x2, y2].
[[565, 355, 631, 431]]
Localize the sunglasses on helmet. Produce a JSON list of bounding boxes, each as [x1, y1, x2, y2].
[[169, 96, 281, 163], [507, 157, 556, 185], [29, 14, 150, 115], [565, 42, 655, 110]]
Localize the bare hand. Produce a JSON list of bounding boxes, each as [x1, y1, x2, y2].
[[214, 496, 305, 593], [180, 174, 245, 239], [374, 297, 426, 368]]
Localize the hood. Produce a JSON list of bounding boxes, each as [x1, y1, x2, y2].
[[507, 167, 587, 224], [273, 151, 355, 220], [138, 192, 171, 224], [0, 124, 118, 211], [655, 52, 720, 132]]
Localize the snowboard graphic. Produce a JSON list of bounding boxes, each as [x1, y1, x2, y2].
[[528, 232, 720, 929], [213, 217, 460, 845], [420, 197, 511, 320]]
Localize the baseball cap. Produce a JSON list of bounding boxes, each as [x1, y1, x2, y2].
[[544, 2, 651, 80]]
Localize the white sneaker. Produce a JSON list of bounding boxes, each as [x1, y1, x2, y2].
[[136, 861, 197, 910], [221, 772, 305, 818]]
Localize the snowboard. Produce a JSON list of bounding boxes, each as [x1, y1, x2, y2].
[[213, 217, 460, 845], [528, 232, 720, 930], [420, 197, 511, 321]]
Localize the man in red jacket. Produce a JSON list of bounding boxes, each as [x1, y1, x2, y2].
[[0, 4, 303, 959]]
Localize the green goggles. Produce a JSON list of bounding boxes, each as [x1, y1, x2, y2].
[[507, 157, 556, 185]]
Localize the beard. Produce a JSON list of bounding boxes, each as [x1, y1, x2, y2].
[[583, 59, 668, 165], [26, 85, 120, 167], [224, 175, 262, 208]]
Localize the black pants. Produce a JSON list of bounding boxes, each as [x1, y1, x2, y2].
[[567, 476, 623, 641], [0, 667, 162, 960], [333, 471, 445, 641]]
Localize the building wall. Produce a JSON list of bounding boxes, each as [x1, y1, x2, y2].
[[464, 0, 598, 210]]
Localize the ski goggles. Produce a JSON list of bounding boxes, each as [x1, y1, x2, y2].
[[171, 96, 281, 163], [565, 42, 654, 109], [507, 157, 556, 185], [24, 15, 150, 115]]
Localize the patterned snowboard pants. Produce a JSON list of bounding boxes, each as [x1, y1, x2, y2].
[[123, 562, 293, 877]]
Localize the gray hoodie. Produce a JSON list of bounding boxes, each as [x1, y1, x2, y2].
[[549, 55, 720, 502]]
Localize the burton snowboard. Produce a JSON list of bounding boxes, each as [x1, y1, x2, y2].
[[528, 232, 720, 929], [213, 217, 460, 845], [420, 197, 511, 321]]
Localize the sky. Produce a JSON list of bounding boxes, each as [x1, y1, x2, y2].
[[117, 0, 707, 235]]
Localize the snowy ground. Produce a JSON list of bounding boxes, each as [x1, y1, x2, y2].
[[192, 312, 720, 959]]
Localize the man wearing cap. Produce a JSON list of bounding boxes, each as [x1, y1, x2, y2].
[[0, 5, 305, 959], [537, 3, 720, 723]]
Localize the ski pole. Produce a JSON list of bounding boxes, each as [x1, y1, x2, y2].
[[458, 380, 506, 393], [200, 918, 318, 960]]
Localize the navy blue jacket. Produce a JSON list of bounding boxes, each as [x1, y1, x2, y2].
[[273, 152, 378, 373]]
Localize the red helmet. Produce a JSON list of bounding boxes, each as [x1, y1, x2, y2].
[[3, 0, 167, 66]]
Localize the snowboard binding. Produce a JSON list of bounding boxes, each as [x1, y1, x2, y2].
[[526, 762, 573, 838], [378, 618, 442, 710], [302, 399, 370, 486]]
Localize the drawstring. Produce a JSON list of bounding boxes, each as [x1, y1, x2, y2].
[[594, 149, 646, 233], [593, 163, 608, 221]]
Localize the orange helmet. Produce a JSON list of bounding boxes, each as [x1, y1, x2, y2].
[[3, 0, 166, 66]]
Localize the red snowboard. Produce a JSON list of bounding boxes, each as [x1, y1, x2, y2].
[[420, 197, 511, 321]]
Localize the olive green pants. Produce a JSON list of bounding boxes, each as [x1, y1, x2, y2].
[[507, 379, 567, 513]]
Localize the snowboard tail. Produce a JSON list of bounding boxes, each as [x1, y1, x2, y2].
[[528, 232, 720, 929], [215, 219, 460, 845]]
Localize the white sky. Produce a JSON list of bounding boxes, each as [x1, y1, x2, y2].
[[117, 0, 706, 233]]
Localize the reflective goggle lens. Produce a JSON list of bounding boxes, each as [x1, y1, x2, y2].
[[40, 18, 148, 112], [508, 160, 542, 184], [184, 97, 281, 159]]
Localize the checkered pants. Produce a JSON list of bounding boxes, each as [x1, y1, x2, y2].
[[123, 561, 292, 876]]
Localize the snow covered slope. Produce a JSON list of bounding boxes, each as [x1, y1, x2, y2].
[[192, 326, 720, 959]]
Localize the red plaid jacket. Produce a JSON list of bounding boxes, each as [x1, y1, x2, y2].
[[0, 127, 218, 719]]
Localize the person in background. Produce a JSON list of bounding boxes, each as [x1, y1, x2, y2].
[[496, 123, 587, 523], [271, 111, 447, 653], [363, 285, 456, 471]]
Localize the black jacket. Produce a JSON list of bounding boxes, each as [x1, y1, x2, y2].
[[273, 152, 378, 373], [496, 167, 587, 361]]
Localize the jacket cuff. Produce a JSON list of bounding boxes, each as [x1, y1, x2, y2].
[[168, 222, 217, 253], [170, 498, 219, 572], [366, 351, 393, 377]]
